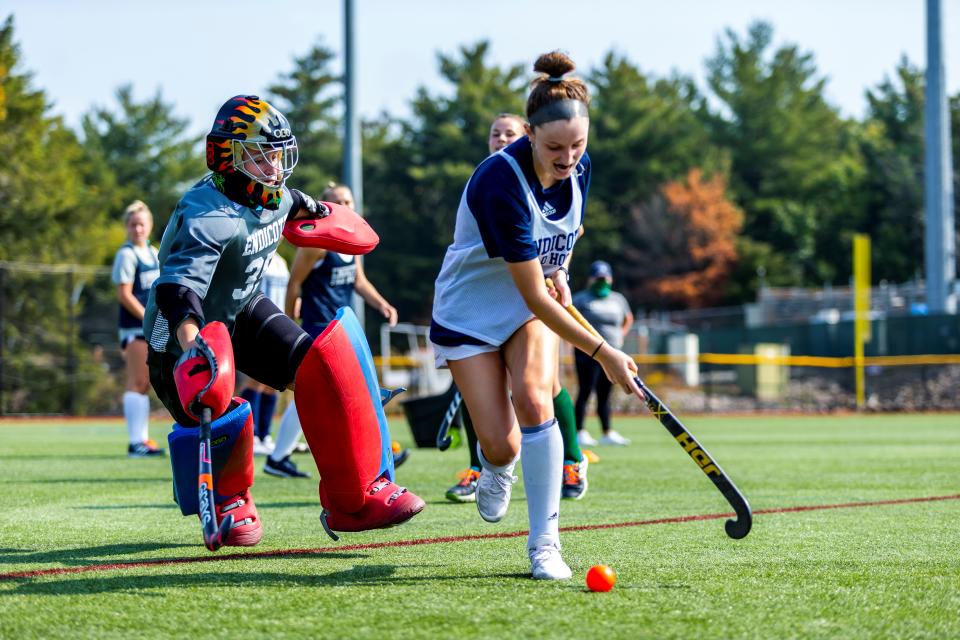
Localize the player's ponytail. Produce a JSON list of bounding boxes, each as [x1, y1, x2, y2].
[[526, 51, 590, 127]]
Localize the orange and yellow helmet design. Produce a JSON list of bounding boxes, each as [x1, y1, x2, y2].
[[205, 95, 298, 210]]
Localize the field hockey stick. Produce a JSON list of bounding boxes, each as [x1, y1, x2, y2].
[[554, 282, 752, 539], [630, 378, 752, 539], [436, 390, 462, 451], [198, 407, 233, 551]]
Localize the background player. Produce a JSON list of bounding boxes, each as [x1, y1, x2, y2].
[[266, 182, 409, 478], [573, 260, 635, 446], [237, 251, 290, 457], [111, 200, 164, 457]]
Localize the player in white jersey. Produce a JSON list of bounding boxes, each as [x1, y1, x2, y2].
[[445, 113, 591, 503], [430, 52, 644, 580], [111, 200, 163, 457]]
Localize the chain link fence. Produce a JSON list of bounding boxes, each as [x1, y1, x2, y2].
[[0, 262, 127, 415], [3, 260, 959, 417]]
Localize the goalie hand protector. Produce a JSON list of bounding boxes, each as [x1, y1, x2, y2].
[[283, 200, 380, 255], [290, 188, 319, 217], [173, 321, 236, 421]]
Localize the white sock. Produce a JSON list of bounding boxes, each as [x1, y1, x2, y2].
[[136, 393, 151, 443], [269, 400, 304, 463], [520, 418, 563, 550], [123, 392, 148, 445], [476, 441, 519, 474]]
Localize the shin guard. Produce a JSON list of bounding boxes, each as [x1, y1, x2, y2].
[[295, 307, 424, 536], [168, 399, 262, 546]]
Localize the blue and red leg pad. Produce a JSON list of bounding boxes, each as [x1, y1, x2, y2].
[[168, 398, 255, 516], [332, 306, 395, 481], [295, 306, 394, 514]]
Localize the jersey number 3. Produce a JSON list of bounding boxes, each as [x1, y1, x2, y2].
[[232, 256, 267, 301]]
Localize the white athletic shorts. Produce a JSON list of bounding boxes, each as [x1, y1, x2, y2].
[[119, 328, 145, 349], [431, 341, 499, 369]]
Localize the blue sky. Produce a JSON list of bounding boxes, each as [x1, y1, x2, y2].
[[6, 0, 959, 136]]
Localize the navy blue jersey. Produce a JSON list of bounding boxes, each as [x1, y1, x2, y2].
[[465, 136, 590, 264], [432, 136, 589, 346], [111, 241, 160, 330], [300, 252, 357, 326]]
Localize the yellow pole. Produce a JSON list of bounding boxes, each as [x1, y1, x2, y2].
[[853, 234, 871, 408]]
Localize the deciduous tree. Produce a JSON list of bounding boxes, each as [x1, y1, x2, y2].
[[625, 169, 742, 308]]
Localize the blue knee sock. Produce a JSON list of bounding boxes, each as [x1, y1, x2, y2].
[[257, 392, 278, 440]]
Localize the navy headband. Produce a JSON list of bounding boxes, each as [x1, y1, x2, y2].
[[528, 99, 589, 128]]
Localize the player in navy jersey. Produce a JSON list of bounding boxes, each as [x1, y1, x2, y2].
[[111, 200, 163, 457], [430, 52, 644, 580], [143, 95, 423, 549], [267, 183, 408, 479], [237, 251, 290, 457], [445, 113, 591, 503], [292, 184, 397, 333]]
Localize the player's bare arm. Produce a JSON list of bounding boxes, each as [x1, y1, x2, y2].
[[508, 260, 640, 396], [116, 283, 146, 320], [286, 247, 326, 318]]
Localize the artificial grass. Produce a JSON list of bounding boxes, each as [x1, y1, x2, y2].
[[0, 413, 958, 639]]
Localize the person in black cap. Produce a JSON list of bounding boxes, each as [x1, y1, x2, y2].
[[572, 260, 635, 446]]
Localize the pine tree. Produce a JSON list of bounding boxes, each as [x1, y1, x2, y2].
[[81, 84, 201, 232]]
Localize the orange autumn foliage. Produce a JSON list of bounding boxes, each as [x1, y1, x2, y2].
[[638, 169, 743, 308]]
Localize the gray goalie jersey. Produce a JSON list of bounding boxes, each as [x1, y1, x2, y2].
[[143, 175, 293, 357]]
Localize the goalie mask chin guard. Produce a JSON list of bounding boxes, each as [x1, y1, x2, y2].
[[206, 95, 299, 210]]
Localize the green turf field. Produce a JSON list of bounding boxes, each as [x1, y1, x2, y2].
[[1, 412, 958, 639]]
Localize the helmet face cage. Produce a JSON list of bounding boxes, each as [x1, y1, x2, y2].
[[206, 96, 299, 207], [232, 138, 298, 188]]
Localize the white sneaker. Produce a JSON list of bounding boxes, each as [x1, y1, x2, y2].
[[253, 436, 274, 456], [578, 430, 599, 447], [476, 464, 517, 523], [529, 544, 572, 580], [600, 430, 631, 446]]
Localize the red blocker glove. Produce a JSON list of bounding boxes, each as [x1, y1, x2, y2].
[[283, 201, 379, 255], [173, 321, 235, 421]]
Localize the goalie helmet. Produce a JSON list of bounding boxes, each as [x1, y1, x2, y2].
[[206, 95, 299, 210]]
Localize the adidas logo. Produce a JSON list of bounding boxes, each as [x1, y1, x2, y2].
[[548, 511, 559, 521], [542, 202, 557, 216]]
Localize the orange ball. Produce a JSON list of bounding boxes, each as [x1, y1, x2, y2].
[[586, 564, 616, 592]]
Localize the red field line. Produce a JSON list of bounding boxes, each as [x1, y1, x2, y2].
[[2, 493, 958, 581]]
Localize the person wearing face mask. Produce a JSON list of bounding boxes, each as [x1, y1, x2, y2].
[[430, 52, 645, 580], [572, 260, 635, 446]]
